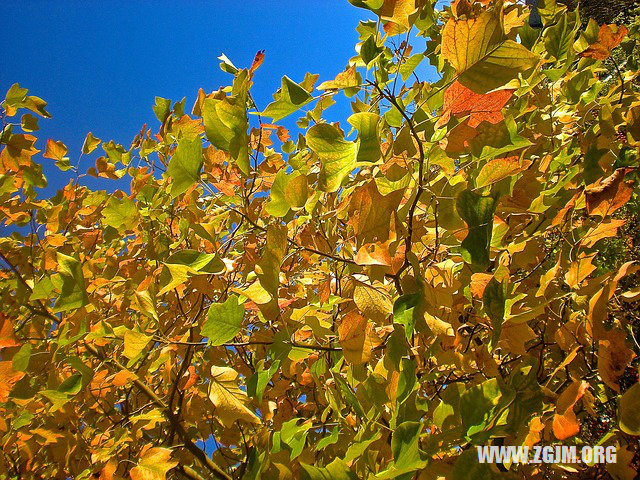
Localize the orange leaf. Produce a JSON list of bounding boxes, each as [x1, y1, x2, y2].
[[470, 273, 493, 298], [437, 81, 513, 129], [250, 50, 265, 73], [585, 168, 634, 217], [0, 361, 25, 402], [579, 24, 628, 60], [0, 314, 19, 350], [564, 253, 596, 288], [553, 380, 588, 440], [43, 139, 68, 161], [581, 218, 626, 248]]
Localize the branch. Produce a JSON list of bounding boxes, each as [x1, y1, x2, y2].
[[83, 343, 232, 480]]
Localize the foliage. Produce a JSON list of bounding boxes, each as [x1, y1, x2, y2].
[[1, 0, 640, 478]]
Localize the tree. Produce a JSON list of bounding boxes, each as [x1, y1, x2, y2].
[[1, 0, 639, 478]]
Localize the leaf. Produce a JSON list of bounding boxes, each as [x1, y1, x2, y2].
[[167, 137, 203, 197], [43, 139, 71, 170], [619, 382, 640, 435], [208, 365, 260, 426], [130, 447, 178, 480], [460, 378, 512, 440], [585, 168, 634, 217], [347, 112, 381, 162], [353, 280, 392, 323], [380, 0, 417, 32], [266, 170, 307, 217], [102, 195, 140, 231], [544, 13, 577, 61], [456, 190, 497, 269], [280, 418, 314, 459], [346, 181, 402, 244], [260, 76, 313, 121], [441, 8, 538, 92], [202, 295, 245, 346], [437, 81, 514, 129], [475, 156, 528, 188], [202, 96, 249, 174], [391, 421, 426, 472], [124, 330, 153, 360], [581, 219, 626, 248], [0, 314, 19, 350], [249, 50, 265, 73], [53, 253, 89, 313], [81, 132, 101, 154], [165, 250, 225, 274], [393, 293, 421, 340], [564, 253, 596, 288], [0, 361, 25, 402], [579, 24, 628, 60], [598, 329, 635, 392], [483, 277, 506, 347], [307, 123, 357, 192], [247, 360, 280, 403], [317, 65, 360, 92], [300, 458, 358, 480], [338, 312, 378, 365], [553, 381, 588, 440]]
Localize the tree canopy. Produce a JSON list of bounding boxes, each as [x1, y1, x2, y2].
[[1, 0, 640, 479]]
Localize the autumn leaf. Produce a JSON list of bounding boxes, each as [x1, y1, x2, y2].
[[208, 366, 261, 426], [585, 168, 634, 217], [338, 312, 380, 365], [553, 381, 588, 440], [0, 361, 25, 402], [130, 447, 178, 480], [441, 7, 538, 92], [437, 81, 514, 129], [0, 314, 19, 350], [579, 24, 628, 60]]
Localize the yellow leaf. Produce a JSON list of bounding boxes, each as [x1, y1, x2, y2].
[[82, 132, 101, 154], [130, 447, 177, 480], [338, 312, 380, 365], [124, 330, 153, 360], [208, 366, 261, 427], [441, 7, 538, 92], [353, 280, 393, 323]]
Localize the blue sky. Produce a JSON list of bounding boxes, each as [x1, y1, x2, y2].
[[1, 1, 385, 195]]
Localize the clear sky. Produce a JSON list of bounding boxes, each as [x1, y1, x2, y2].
[[1, 1, 384, 194]]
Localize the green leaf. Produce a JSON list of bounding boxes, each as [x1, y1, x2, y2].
[[332, 372, 366, 419], [452, 449, 501, 480], [58, 373, 83, 395], [260, 76, 313, 121], [202, 295, 245, 346], [619, 382, 640, 435], [307, 123, 357, 192], [544, 13, 578, 61], [456, 190, 497, 269], [11, 343, 31, 372], [483, 277, 506, 348], [247, 360, 280, 403], [460, 378, 513, 441], [348, 112, 381, 163], [391, 422, 426, 471], [300, 458, 358, 480], [202, 96, 249, 174], [266, 169, 294, 217], [102, 195, 139, 231], [53, 253, 89, 313], [167, 137, 203, 197], [459, 41, 539, 93], [280, 418, 313, 460], [165, 250, 225, 274], [393, 293, 421, 341], [152, 96, 172, 122], [399, 54, 424, 82]]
